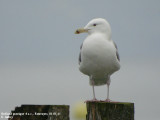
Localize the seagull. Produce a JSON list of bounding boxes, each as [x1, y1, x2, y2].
[[75, 18, 120, 102]]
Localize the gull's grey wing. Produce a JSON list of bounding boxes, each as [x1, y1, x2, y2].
[[113, 41, 120, 61], [79, 43, 83, 64]]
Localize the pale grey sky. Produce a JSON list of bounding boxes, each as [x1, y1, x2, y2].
[[0, 0, 160, 63], [0, 0, 160, 120]]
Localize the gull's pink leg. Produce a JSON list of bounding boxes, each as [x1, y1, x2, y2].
[[85, 77, 99, 103], [105, 79, 111, 102], [105, 83, 111, 102], [102, 80, 118, 102], [92, 80, 97, 101]]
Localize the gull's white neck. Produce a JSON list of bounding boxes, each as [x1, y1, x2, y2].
[[88, 30, 112, 40]]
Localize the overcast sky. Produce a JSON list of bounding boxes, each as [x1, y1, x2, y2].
[[0, 0, 160, 120]]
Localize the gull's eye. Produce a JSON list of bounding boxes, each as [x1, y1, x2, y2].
[[93, 23, 97, 26]]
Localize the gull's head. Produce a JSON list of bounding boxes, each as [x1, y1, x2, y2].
[[75, 18, 111, 36]]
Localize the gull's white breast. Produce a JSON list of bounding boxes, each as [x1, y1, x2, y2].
[[79, 33, 120, 79]]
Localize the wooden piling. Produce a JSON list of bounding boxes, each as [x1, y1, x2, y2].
[[8, 105, 69, 120], [86, 101, 134, 120]]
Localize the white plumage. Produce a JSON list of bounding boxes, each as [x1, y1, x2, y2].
[[75, 18, 120, 101]]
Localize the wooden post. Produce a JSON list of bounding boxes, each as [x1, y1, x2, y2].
[[8, 105, 69, 120], [86, 101, 134, 120]]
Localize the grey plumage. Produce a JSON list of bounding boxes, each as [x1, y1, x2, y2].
[[79, 43, 83, 64], [113, 41, 120, 61]]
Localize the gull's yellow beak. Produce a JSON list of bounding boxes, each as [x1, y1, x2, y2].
[[75, 28, 88, 34]]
